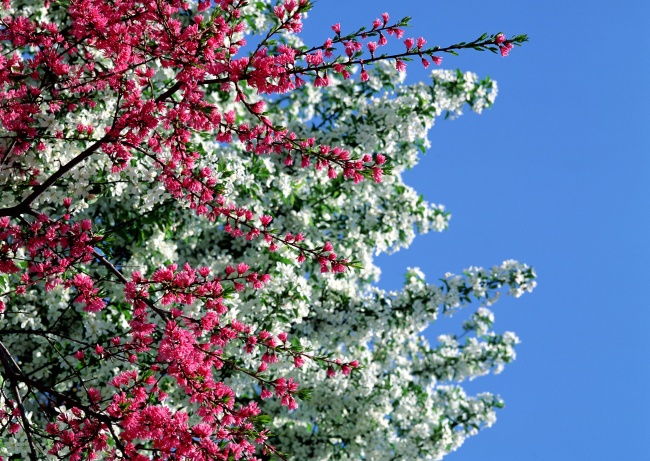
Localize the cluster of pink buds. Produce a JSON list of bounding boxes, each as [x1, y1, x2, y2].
[[496, 33, 515, 56], [0, 201, 103, 311]]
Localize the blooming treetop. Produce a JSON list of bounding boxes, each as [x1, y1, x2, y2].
[[0, 0, 532, 460]]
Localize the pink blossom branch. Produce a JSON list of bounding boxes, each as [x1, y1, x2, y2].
[[1, 338, 125, 453], [0, 341, 39, 461]]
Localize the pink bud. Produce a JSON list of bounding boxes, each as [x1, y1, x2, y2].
[[87, 387, 101, 403], [259, 330, 271, 340], [250, 101, 265, 114], [236, 262, 249, 274], [360, 69, 369, 82]]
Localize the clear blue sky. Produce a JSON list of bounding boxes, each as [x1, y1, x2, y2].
[[301, 1, 650, 459]]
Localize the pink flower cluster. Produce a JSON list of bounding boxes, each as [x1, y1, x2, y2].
[[0, 203, 104, 311], [496, 33, 515, 56]]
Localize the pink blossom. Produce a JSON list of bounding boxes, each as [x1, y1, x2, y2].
[[500, 42, 514, 57], [250, 101, 265, 114], [258, 330, 271, 340], [314, 74, 329, 87], [236, 262, 249, 274], [372, 167, 383, 183], [87, 387, 101, 403], [273, 5, 285, 19]]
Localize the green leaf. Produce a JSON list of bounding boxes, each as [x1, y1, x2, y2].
[[296, 387, 313, 401]]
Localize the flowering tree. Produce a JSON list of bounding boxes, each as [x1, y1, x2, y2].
[[0, 0, 534, 459]]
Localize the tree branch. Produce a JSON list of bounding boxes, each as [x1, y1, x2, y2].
[[0, 341, 39, 461], [0, 135, 111, 218]]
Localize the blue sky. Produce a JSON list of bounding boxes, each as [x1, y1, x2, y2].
[[301, 1, 650, 459]]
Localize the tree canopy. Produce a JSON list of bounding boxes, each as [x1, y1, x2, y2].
[[0, 1, 533, 459]]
